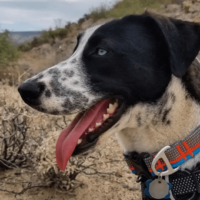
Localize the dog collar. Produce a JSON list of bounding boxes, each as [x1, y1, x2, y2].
[[126, 125, 200, 176], [124, 125, 200, 200]]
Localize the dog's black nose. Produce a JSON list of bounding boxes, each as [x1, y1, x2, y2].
[[18, 81, 45, 105]]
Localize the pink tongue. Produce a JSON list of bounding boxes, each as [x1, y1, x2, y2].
[[56, 99, 110, 171]]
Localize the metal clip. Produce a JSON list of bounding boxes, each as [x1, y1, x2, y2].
[[151, 146, 179, 176]]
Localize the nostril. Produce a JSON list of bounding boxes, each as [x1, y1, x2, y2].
[[18, 81, 45, 104]]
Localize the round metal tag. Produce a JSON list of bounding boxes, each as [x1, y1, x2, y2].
[[149, 179, 170, 199]]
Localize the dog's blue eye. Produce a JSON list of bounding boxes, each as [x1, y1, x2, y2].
[[97, 49, 107, 56]]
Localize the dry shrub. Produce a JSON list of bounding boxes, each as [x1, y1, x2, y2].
[[0, 83, 83, 192], [0, 83, 122, 194], [0, 83, 132, 195], [35, 130, 86, 193], [0, 101, 28, 169]]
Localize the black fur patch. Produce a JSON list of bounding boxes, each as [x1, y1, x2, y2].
[[73, 81, 79, 85], [63, 70, 74, 78], [51, 110, 59, 115], [45, 90, 51, 98], [162, 108, 171, 124], [36, 107, 47, 113], [182, 59, 200, 103], [73, 32, 84, 53], [136, 113, 142, 127], [48, 68, 60, 75], [61, 62, 67, 66], [71, 59, 77, 64], [82, 13, 173, 106], [38, 74, 44, 79], [170, 93, 176, 104]]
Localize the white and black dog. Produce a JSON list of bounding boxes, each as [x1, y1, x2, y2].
[[18, 12, 200, 200]]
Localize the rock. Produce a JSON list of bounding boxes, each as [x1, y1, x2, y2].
[[104, 181, 110, 185], [193, 16, 200, 22], [115, 170, 123, 177], [122, 184, 128, 188], [165, 4, 181, 13], [183, 1, 193, 13], [129, 185, 140, 191]]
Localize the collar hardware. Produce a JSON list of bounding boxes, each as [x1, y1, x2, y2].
[[144, 125, 200, 176], [124, 125, 200, 200], [152, 146, 179, 177], [145, 178, 172, 199], [124, 151, 151, 180]]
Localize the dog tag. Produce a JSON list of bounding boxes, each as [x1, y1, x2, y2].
[[148, 179, 170, 199]]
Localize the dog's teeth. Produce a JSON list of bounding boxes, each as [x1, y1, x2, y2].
[[89, 128, 94, 132], [103, 114, 109, 121], [107, 108, 114, 114], [107, 102, 118, 114], [77, 139, 82, 145], [114, 101, 118, 108], [107, 104, 115, 114], [96, 122, 102, 127], [109, 103, 114, 109]]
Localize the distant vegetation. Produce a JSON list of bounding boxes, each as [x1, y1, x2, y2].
[[19, 0, 173, 52], [0, 31, 20, 66], [2, 0, 173, 58], [88, 0, 172, 20], [18, 25, 70, 52]]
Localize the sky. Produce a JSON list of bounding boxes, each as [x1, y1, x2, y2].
[[0, 0, 118, 32]]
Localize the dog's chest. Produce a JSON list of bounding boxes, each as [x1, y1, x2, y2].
[[114, 76, 200, 171]]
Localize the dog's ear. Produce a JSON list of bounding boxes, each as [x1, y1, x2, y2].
[[146, 12, 200, 77]]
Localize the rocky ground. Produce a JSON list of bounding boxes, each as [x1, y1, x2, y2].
[[1, 1, 200, 200], [0, 84, 141, 200]]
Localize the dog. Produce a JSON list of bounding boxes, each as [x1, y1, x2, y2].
[[18, 12, 200, 200]]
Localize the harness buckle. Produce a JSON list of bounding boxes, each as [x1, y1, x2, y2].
[[152, 146, 179, 177]]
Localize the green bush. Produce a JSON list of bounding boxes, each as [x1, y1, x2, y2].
[[19, 28, 68, 52], [0, 31, 20, 66]]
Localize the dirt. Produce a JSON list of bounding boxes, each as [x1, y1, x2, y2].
[[1, 1, 200, 200], [0, 84, 141, 200]]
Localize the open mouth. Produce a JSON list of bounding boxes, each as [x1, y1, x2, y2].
[[56, 98, 126, 171]]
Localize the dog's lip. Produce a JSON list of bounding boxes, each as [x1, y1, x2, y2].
[[72, 98, 127, 156], [21, 97, 41, 107]]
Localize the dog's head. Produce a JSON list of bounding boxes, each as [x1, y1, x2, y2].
[[18, 12, 200, 171]]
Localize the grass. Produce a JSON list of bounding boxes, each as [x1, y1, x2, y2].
[[89, 0, 172, 20]]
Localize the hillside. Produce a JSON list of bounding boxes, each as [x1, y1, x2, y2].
[[2, 0, 200, 84], [1, 0, 200, 200], [0, 0, 175, 83]]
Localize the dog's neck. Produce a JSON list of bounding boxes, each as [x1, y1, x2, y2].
[[114, 64, 200, 170]]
